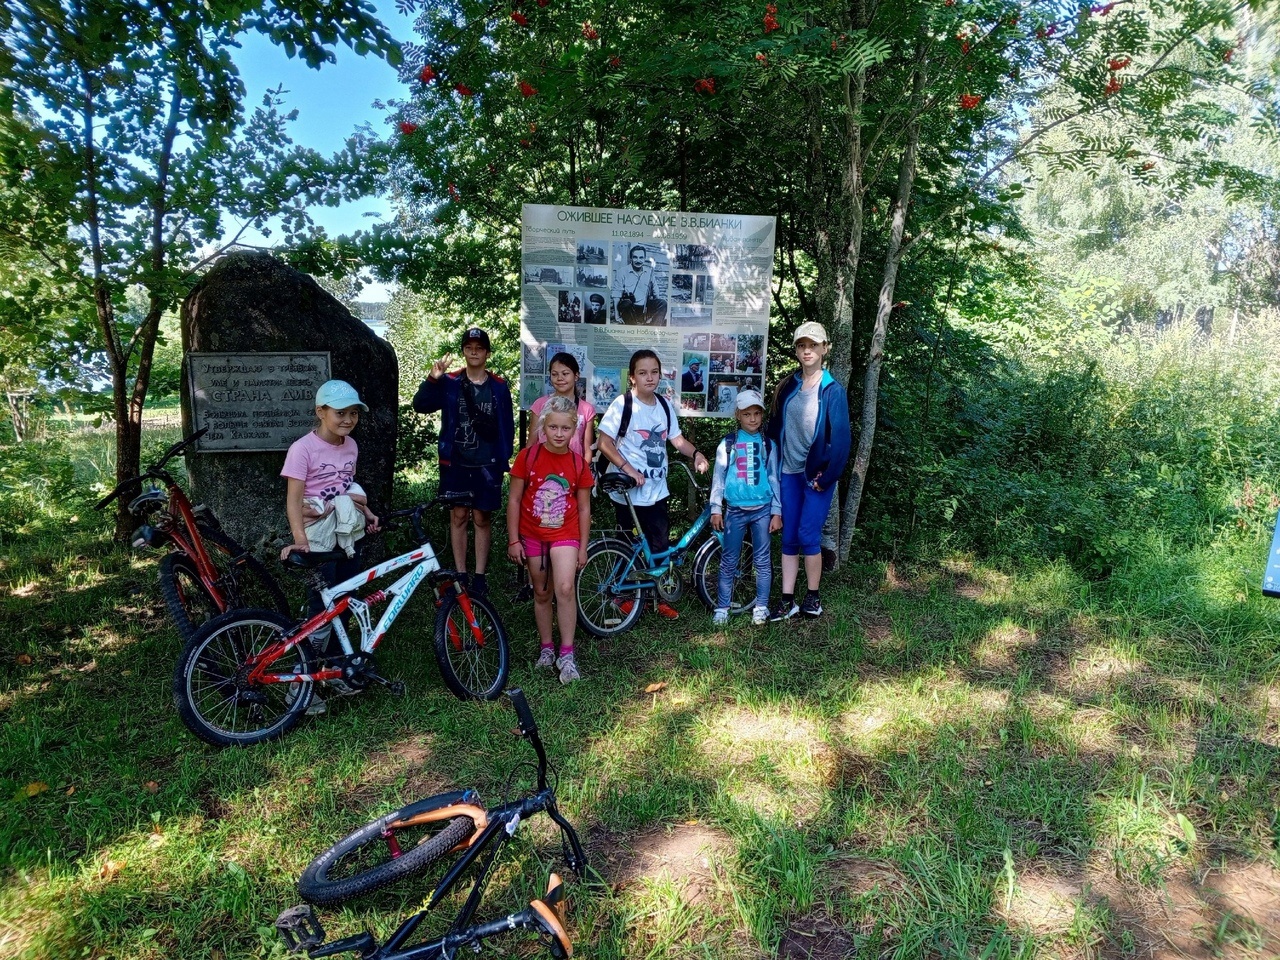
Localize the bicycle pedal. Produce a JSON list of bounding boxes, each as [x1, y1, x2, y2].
[[275, 904, 325, 953]]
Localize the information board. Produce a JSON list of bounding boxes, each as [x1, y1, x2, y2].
[[519, 204, 776, 417], [187, 352, 330, 452]]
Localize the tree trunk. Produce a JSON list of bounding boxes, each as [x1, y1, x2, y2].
[[811, 64, 867, 570], [838, 57, 924, 559]]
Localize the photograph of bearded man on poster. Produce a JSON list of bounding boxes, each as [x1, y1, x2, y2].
[[612, 243, 669, 325]]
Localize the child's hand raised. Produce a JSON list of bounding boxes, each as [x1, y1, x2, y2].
[[428, 354, 455, 380]]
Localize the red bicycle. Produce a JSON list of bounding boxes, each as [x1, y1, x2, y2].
[[95, 427, 289, 640]]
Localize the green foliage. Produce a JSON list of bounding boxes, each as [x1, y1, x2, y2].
[[0, 437, 80, 541], [0, 0, 399, 525], [395, 402, 438, 479], [863, 317, 1280, 573]]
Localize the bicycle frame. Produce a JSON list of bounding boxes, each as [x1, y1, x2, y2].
[[608, 461, 720, 591], [244, 542, 483, 688], [157, 483, 223, 590], [276, 688, 586, 959], [97, 427, 238, 609]]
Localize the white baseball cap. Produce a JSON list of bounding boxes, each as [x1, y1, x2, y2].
[[793, 321, 829, 345], [315, 380, 368, 411], [735, 388, 765, 411]]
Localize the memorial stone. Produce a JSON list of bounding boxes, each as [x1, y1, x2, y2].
[[180, 252, 398, 552]]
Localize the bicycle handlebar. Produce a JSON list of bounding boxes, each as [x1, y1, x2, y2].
[[94, 428, 208, 510], [670, 459, 706, 492], [383, 504, 429, 543], [507, 687, 538, 737], [153, 427, 207, 470]]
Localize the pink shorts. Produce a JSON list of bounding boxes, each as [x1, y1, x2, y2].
[[521, 538, 580, 568]]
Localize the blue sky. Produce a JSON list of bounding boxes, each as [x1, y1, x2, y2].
[[230, 2, 419, 297]]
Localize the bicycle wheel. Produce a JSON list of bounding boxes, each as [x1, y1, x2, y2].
[[201, 528, 291, 617], [576, 538, 645, 638], [173, 609, 312, 747], [298, 806, 476, 906], [433, 591, 510, 701], [159, 553, 221, 640], [693, 534, 756, 615]]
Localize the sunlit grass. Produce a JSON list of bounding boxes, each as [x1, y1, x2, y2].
[[0, 428, 1277, 957]]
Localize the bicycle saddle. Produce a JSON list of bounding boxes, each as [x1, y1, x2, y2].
[[284, 550, 350, 569], [597, 473, 637, 494]]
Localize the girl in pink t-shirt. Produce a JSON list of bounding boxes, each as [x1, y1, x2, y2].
[[280, 380, 380, 560], [278, 381, 382, 710], [529, 352, 596, 457]]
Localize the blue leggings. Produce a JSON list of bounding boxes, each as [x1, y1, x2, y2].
[[780, 472, 836, 557]]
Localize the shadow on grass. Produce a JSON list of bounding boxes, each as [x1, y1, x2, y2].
[[3, 510, 1279, 958]]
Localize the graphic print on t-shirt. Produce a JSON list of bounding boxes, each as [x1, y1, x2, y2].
[[734, 440, 759, 484], [315, 459, 355, 503], [635, 427, 667, 470], [532, 474, 570, 529]]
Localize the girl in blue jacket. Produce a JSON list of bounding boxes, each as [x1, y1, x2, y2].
[[766, 322, 850, 620]]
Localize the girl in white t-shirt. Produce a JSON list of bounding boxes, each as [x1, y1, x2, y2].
[[596, 349, 708, 621], [529, 351, 595, 457]]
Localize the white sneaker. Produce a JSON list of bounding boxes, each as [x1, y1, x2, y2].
[[324, 677, 360, 696], [752, 606, 769, 625], [286, 665, 326, 715], [556, 653, 581, 684], [535, 648, 556, 669], [712, 608, 729, 626]]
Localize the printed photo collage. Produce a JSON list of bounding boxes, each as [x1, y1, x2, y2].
[[520, 205, 777, 419], [678, 332, 764, 414], [522, 241, 721, 330]]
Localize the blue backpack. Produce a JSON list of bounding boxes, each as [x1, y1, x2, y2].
[[721, 431, 774, 508]]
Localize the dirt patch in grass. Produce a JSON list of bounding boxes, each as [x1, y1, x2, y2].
[[972, 624, 1036, 673], [999, 856, 1280, 958], [880, 562, 926, 596], [777, 910, 856, 959], [589, 822, 734, 906], [857, 611, 892, 644], [823, 855, 908, 899], [344, 732, 447, 808]]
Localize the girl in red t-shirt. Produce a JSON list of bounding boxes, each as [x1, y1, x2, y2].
[[506, 395, 594, 683]]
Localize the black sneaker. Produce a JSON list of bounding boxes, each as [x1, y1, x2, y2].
[[469, 574, 489, 596], [800, 593, 823, 618], [769, 599, 799, 622]]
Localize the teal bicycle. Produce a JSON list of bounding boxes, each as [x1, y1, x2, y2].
[[575, 462, 758, 636]]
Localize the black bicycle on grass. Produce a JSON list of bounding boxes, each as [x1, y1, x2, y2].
[[275, 688, 589, 959]]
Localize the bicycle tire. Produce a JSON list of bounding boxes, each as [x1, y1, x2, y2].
[[575, 538, 645, 638], [693, 535, 756, 615], [158, 553, 221, 640], [298, 809, 476, 906], [433, 591, 510, 701], [173, 609, 312, 747]]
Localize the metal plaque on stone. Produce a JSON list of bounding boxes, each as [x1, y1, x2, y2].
[[187, 352, 331, 452]]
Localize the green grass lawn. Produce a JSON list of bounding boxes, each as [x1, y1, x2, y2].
[[1, 429, 1278, 959]]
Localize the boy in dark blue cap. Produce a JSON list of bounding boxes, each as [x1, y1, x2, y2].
[[413, 327, 515, 594]]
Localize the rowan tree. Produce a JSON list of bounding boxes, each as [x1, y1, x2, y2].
[[0, 0, 398, 535]]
